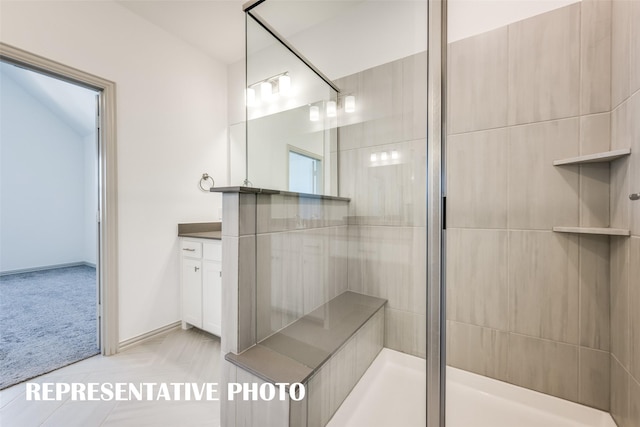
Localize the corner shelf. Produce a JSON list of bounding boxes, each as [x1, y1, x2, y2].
[[553, 148, 631, 166], [552, 226, 630, 236]]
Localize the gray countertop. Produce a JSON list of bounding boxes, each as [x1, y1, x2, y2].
[[177, 222, 222, 240]]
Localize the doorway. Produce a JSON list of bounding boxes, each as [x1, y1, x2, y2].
[[0, 60, 101, 388], [0, 43, 119, 389]]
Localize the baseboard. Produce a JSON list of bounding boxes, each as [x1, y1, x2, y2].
[[0, 262, 96, 276], [117, 321, 182, 352]]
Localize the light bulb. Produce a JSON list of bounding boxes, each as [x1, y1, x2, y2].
[[345, 95, 356, 113], [260, 81, 272, 101], [391, 150, 399, 160], [381, 151, 388, 161], [246, 87, 255, 106], [279, 74, 291, 95], [370, 153, 377, 162], [310, 105, 320, 121], [326, 100, 337, 117]]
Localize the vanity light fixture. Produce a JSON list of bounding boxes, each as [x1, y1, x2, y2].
[[310, 105, 320, 121], [278, 74, 291, 95], [391, 150, 399, 160], [260, 81, 273, 101], [380, 151, 388, 161], [345, 95, 356, 113], [370, 153, 377, 162], [326, 100, 337, 117], [246, 87, 256, 106]]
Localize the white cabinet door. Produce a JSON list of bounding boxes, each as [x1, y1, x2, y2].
[[182, 257, 202, 328], [202, 260, 222, 336]]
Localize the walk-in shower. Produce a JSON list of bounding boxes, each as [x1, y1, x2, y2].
[[220, 0, 638, 426]]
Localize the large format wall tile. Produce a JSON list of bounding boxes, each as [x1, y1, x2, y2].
[[611, 236, 630, 369], [580, 113, 611, 155], [447, 129, 508, 229], [611, 356, 631, 427], [508, 4, 580, 125], [581, 0, 612, 114], [447, 321, 508, 382], [630, 377, 640, 427], [578, 347, 610, 411], [508, 119, 580, 230], [629, 93, 640, 236], [612, 0, 631, 108], [402, 51, 428, 141], [630, 237, 640, 380], [507, 333, 578, 402], [385, 308, 426, 358], [446, 228, 508, 330], [509, 231, 579, 344], [579, 235, 610, 351], [631, 0, 640, 95], [448, 27, 508, 134]]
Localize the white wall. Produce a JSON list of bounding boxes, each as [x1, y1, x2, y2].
[[0, 0, 228, 342], [0, 73, 87, 272]]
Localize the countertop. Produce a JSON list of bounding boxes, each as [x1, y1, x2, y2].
[[177, 222, 222, 240]]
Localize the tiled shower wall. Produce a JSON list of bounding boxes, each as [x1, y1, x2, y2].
[[609, 1, 640, 426], [336, 51, 428, 358], [446, 2, 613, 411]]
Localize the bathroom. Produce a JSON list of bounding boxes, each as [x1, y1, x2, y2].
[[0, 0, 638, 426]]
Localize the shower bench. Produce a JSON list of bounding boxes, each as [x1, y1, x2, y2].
[[225, 290, 386, 427]]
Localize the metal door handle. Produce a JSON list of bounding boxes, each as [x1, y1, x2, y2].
[[194, 266, 200, 272], [183, 248, 196, 252]]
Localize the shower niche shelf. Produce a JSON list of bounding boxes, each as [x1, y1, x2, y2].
[[552, 148, 632, 237], [553, 148, 631, 166], [552, 226, 630, 236]]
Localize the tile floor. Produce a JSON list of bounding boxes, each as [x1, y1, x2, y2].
[[0, 328, 221, 427]]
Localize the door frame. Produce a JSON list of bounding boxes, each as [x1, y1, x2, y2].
[[0, 42, 120, 356]]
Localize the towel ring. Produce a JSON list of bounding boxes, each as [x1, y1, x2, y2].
[[199, 173, 215, 192]]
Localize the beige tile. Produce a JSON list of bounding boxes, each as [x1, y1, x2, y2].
[[355, 309, 384, 380], [579, 235, 610, 351], [611, 356, 631, 427], [508, 4, 580, 125], [222, 193, 240, 237], [612, 0, 631, 108], [611, 157, 631, 230], [631, 0, 640, 95], [612, 98, 631, 150], [42, 399, 117, 427], [447, 129, 508, 228], [629, 93, 640, 236], [580, 163, 610, 228], [508, 119, 580, 230], [509, 231, 579, 344], [507, 333, 578, 402], [361, 60, 403, 147], [580, 113, 611, 155], [403, 50, 428, 140], [446, 229, 508, 330], [578, 347, 610, 411], [235, 369, 288, 427], [330, 336, 357, 416], [581, 0, 612, 114], [384, 308, 426, 358], [238, 235, 256, 352], [611, 236, 631, 368], [630, 377, 640, 427], [307, 366, 331, 427], [630, 237, 640, 379], [222, 236, 239, 353], [447, 321, 508, 382], [448, 26, 508, 133]]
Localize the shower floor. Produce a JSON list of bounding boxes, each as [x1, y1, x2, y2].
[[327, 348, 616, 427]]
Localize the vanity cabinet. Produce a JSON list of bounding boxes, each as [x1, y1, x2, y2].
[[180, 238, 222, 337]]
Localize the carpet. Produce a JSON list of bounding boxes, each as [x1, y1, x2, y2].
[[0, 265, 99, 389]]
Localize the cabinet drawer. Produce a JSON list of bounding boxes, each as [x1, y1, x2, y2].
[[181, 240, 202, 258], [203, 241, 222, 261]]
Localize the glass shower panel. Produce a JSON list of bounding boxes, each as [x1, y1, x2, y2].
[[245, 13, 338, 196], [446, 1, 622, 426]]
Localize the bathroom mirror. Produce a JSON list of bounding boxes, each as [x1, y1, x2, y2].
[[245, 11, 338, 196]]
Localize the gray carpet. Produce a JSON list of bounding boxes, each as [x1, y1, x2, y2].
[[0, 265, 99, 389]]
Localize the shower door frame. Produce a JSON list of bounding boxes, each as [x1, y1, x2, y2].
[[426, 0, 447, 426]]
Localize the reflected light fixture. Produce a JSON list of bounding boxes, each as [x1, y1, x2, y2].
[[246, 87, 256, 106], [345, 95, 356, 113], [370, 153, 377, 162], [391, 150, 399, 160], [310, 105, 320, 121], [380, 151, 388, 161], [279, 74, 291, 95], [326, 100, 337, 117], [260, 81, 273, 101]]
